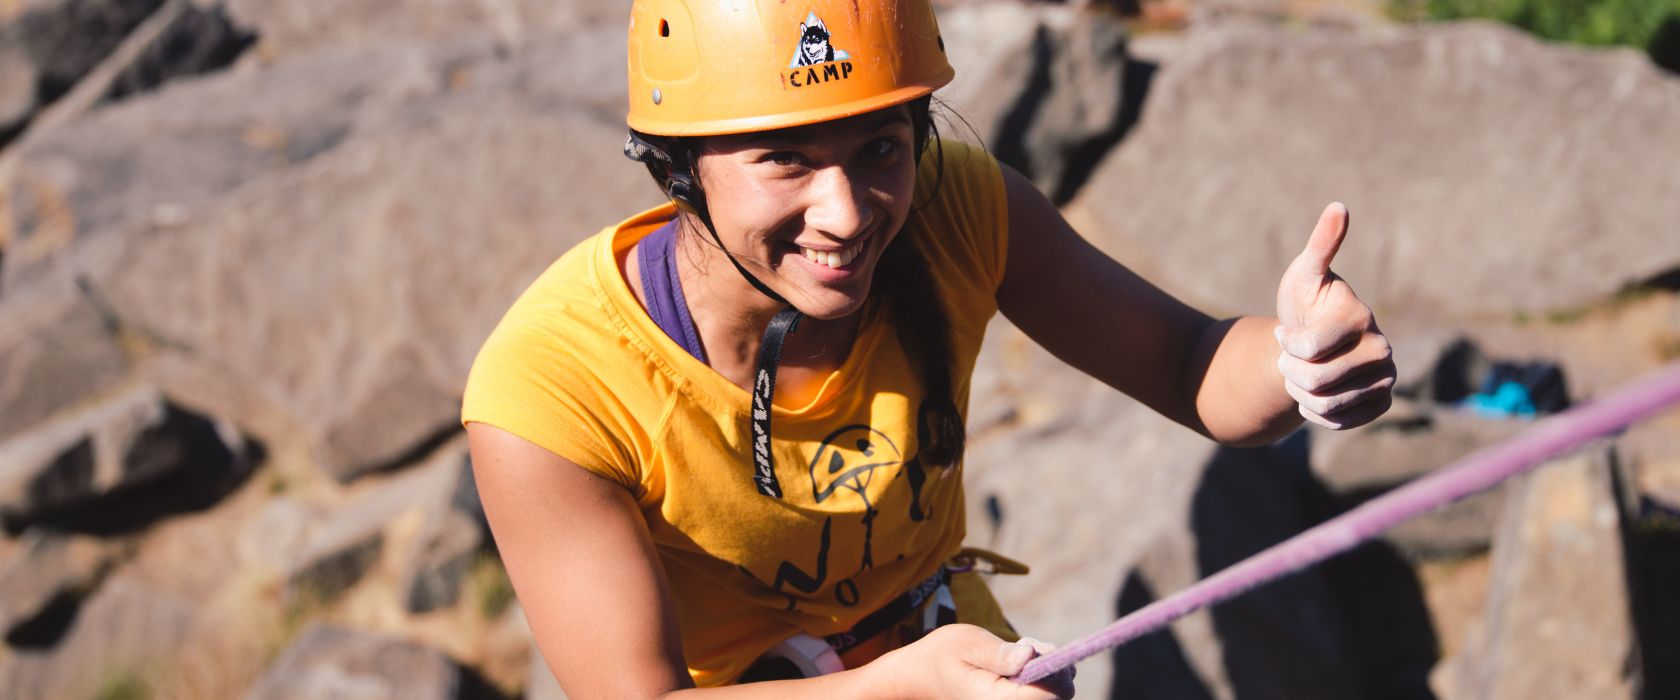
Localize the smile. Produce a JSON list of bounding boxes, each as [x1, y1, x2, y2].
[[799, 242, 861, 269]]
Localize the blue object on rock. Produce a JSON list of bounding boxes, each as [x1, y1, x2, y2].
[[1462, 381, 1539, 419]]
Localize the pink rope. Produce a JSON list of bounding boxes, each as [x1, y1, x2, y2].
[[1014, 361, 1680, 685]]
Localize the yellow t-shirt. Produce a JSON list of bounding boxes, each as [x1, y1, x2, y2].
[[462, 139, 1008, 686]]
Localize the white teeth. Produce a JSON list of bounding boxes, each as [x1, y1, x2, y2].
[[800, 244, 860, 269]]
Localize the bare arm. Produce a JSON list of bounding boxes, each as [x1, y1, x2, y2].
[[467, 422, 1066, 699], [996, 167, 1392, 445]]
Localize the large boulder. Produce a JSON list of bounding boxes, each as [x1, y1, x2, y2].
[[1068, 22, 1680, 319], [1453, 444, 1638, 698], [244, 623, 466, 700]]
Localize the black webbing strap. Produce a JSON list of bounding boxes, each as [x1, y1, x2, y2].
[[693, 206, 789, 305], [750, 306, 803, 498], [824, 567, 952, 654]]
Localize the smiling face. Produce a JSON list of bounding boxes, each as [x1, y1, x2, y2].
[[689, 106, 919, 321]]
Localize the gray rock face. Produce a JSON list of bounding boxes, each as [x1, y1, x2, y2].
[[1455, 445, 1638, 699], [0, 576, 196, 700], [1070, 22, 1680, 318], [3, 34, 508, 286], [243, 623, 462, 700], [0, 384, 239, 525], [4, 30, 654, 481]]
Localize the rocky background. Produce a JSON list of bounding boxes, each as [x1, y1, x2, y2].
[[1, 0, 1677, 698]]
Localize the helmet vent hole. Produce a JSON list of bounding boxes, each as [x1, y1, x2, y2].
[[937, 36, 945, 52], [659, 19, 670, 37]]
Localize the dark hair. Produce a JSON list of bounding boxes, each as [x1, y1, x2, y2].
[[625, 96, 966, 468]]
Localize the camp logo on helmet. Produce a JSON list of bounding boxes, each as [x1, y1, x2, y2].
[[783, 11, 854, 89]]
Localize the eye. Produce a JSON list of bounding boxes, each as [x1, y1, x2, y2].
[[863, 137, 901, 160], [765, 151, 804, 167]]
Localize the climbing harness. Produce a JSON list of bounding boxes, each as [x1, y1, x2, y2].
[[1012, 361, 1680, 685]]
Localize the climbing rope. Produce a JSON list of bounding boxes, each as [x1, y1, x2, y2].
[[1013, 361, 1680, 685]]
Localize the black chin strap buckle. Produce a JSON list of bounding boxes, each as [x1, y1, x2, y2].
[[750, 306, 803, 498]]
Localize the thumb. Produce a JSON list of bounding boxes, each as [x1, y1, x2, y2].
[[1287, 202, 1350, 281], [975, 640, 1036, 677]]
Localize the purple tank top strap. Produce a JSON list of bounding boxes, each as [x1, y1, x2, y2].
[[638, 220, 708, 363]]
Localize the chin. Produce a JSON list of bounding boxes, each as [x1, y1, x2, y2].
[[792, 285, 874, 321]]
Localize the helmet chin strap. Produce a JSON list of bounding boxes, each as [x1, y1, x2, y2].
[[685, 202, 802, 499]]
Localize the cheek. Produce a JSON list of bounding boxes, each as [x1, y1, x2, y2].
[[708, 175, 802, 240]]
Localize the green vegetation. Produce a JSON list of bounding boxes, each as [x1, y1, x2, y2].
[[471, 553, 516, 620], [92, 671, 150, 700], [1393, 0, 1680, 70]]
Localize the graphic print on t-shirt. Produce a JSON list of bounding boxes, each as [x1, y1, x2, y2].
[[738, 399, 951, 613]]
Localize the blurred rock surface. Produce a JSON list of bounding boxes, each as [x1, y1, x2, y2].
[[399, 442, 486, 613], [0, 576, 195, 699], [0, 383, 239, 525], [1452, 445, 1638, 698], [243, 623, 466, 700], [1070, 22, 1680, 319], [0, 530, 114, 644]]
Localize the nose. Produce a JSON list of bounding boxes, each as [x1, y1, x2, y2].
[[803, 166, 874, 241]]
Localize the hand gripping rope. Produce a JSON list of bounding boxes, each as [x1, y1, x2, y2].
[[1012, 361, 1680, 685]]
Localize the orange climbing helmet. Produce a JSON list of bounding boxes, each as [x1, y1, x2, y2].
[[626, 0, 956, 137]]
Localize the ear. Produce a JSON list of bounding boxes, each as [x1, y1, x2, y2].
[[800, 21, 809, 34]]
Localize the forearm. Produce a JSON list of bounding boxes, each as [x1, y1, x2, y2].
[[1185, 315, 1301, 446]]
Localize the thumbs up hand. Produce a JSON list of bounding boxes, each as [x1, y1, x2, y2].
[[1273, 203, 1395, 429]]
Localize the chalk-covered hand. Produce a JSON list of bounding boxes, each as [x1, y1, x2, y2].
[[1273, 203, 1396, 429]]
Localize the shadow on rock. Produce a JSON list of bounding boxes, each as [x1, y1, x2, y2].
[[1622, 493, 1680, 700], [6, 422, 262, 538], [1110, 432, 1439, 699], [1109, 572, 1218, 700], [990, 17, 1158, 206]]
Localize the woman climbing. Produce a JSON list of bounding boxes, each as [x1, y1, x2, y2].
[[462, 1, 1397, 697]]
